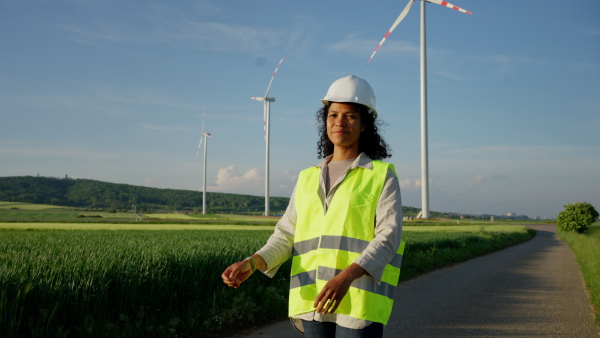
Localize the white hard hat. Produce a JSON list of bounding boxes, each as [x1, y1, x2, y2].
[[321, 75, 378, 118]]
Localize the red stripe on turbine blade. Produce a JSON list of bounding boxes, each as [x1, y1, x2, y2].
[[272, 57, 284, 76], [438, 1, 471, 14], [384, 31, 392, 39]]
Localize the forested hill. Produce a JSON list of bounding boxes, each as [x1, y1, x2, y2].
[[0, 176, 427, 216], [0, 176, 291, 214]]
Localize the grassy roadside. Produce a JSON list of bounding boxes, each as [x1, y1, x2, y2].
[[401, 226, 535, 281], [558, 226, 600, 324]]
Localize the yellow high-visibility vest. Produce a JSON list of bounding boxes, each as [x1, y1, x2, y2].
[[289, 160, 405, 325]]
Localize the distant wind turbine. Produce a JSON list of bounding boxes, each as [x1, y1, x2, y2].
[[196, 107, 212, 215], [251, 56, 285, 216], [368, 0, 472, 218]]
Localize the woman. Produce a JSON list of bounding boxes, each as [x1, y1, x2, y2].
[[222, 75, 403, 337]]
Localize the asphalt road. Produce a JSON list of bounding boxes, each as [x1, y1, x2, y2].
[[237, 224, 599, 337]]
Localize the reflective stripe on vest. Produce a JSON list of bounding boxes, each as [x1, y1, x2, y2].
[[289, 160, 404, 325]]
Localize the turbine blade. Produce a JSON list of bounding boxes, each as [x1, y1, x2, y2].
[[264, 56, 285, 97], [367, 0, 415, 64], [426, 0, 472, 14], [263, 101, 267, 142], [196, 136, 204, 158], [251, 97, 265, 101], [201, 106, 206, 134], [196, 106, 206, 158]]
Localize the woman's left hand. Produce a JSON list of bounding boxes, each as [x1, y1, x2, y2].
[[313, 263, 367, 315]]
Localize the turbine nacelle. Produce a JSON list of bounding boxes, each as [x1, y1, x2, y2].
[[250, 97, 276, 102]]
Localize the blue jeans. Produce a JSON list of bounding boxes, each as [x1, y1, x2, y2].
[[302, 320, 384, 338]]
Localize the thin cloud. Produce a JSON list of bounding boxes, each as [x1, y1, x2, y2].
[[446, 144, 598, 160], [138, 123, 195, 133], [59, 23, 131, 43], [584, 30, 600, 36], [0, 143, 118, 160], [400, 178, 419, 190], [475, 174, 508, 184], [473, 53, 550, 71], [568, 61, 599, 72], [210, 166, 264, 195], [329, 33, 418, 59], [434, 70, 467, 82], [182, 21, 283, 52], [208, 166, 298, 197], [399, 178, 434, 190], [57, 10, 285, 54], [50, 2, 313, 57], [95, 87, 198, 110], [0, 94, 80, 109], [187, 1, 222, 16], [0, 89, 198, 118]]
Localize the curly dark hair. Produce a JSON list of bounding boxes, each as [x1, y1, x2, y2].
[[316, 102, 392, 160]]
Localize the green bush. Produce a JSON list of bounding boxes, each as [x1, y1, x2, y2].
[[556, 202, 599, 233]]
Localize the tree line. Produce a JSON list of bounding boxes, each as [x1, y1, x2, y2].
[[0, 176, 290, 214], [0, 176, 437, 217]]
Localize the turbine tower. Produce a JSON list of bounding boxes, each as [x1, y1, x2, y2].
[[196, 108, 212, 215], [251, 56, 285, 216], [368, 0, 472, 218]]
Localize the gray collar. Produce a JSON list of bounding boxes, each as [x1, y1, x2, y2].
[[314, 152, 373, 171]]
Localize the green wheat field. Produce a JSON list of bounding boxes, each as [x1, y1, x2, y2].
[[0, 202, 537, 337]]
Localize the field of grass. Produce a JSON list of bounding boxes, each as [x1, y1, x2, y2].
[[558, 226, 600, 324], [0, 202, 70, 210], [0, 229, 283, 337], [188, 214, 278, 221], [404, 225, 528, 232], [0, 223, 535, 337], [142, 213, 200, 220], [0, 222, 276, 231], [0, 202, 279, 226], [0, 202, 79, 219]]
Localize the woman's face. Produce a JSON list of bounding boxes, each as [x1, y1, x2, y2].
[[326, 102, 364, 152]]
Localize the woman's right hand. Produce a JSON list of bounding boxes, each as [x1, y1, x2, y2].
[[221, 260, 253, 288]]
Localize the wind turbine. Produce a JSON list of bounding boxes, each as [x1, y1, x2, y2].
[[251, 56, 285, 216], [196, 107, 212, 215], [368, 0, 472, 219]]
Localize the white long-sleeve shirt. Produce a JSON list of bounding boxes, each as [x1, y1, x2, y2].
[[256, 152, 403, 330]]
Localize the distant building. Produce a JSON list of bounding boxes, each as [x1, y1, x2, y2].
[[507, 212, 517, 217]]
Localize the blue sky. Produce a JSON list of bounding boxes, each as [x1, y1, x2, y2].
[[1, 0, 598, 219]]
